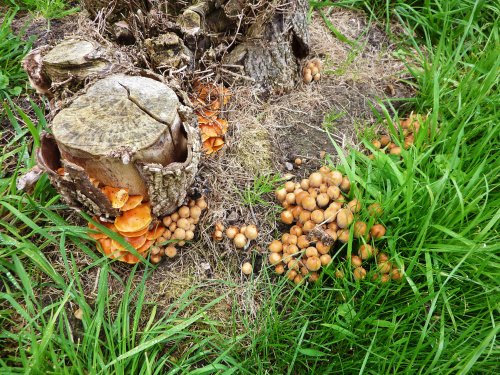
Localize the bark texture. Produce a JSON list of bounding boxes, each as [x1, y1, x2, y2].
[[76, 0, 311, 90], [222, 0, 310, 91]]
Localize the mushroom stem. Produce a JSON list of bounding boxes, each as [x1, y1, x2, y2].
[[118, 83, 177, 149]]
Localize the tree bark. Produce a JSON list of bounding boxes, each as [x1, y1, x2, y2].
[[79, 0, 310, 89]]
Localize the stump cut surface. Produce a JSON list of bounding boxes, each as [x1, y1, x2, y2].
[[52, 74, 180, 157]]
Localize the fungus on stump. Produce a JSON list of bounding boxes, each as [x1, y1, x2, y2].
[[37, 74, 201, 218]]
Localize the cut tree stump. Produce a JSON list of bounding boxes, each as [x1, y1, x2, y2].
[[37, 74, 201, 218]]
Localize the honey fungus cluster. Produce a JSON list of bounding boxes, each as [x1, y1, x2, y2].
[[269, 167, 403, 284], [369, 113, 428, 158]]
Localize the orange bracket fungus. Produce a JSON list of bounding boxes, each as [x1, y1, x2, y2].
[[88, 194, 207, 264]]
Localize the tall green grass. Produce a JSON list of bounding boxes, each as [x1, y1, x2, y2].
[[0, 9, 33, 98], [2, 0, 79, 20]]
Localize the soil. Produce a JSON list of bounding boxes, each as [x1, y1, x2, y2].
[[3, 6, 415, 342]]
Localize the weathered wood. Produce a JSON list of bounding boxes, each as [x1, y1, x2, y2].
[[40, 74, 201, 218], [42, 39, 113, 83], [37, 133, 120, 218], [222, 0, 310, 91], [75, 0, 310, 89]]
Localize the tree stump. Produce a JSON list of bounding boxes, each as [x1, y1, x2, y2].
[[37, 74, 201, 218]]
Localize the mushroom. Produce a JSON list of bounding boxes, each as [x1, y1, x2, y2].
[[281, 210, 294, 224], [269, 240, 283, 253], [114, 204, 152, 233], [275, 264, 285, 274], [337, 229, 350, 243], [146, 224, 166, 241], [316, 193, 330, 208], [234, 233, 247, 248], [353, 266, 367, 280], [377, 261, 392, 274], [309, 173, 323, 188], [316, 241, 331, 254], [319, 254, 331, 266], [306, 256, 321, 272], [120, 195, 144, 211], [118, 225, 149, 238], [335, 269, 344, 279], [301, 196, 317, 211], [311, 209, 324, 224], [328, 171, 343, 186], [380, 135, 391, 147], [339, 177, 351, 193], [241, 262, 253, 275], [178, 206, 190, 218], [336, 208, 354, 228], [196, 197, 208, 210], [111, 235, 147, 251], [353, 221, 367, 238], [287, 270, 298, 281], [101, 186, 129, 209], [269, 252, 282, 265], [276, 188, 287, 202], [305, 247, 319, 257], [226, 226, 239, 239], [347, 199, 361, 213], [138, 239, 155, 252], [358, 244, 374, 260], [370, 224, 386, 239], [165, 246, 177, 258], [368, 203, 383, 217], [190, 206, 202, 220], [351, 255, 363, 267]]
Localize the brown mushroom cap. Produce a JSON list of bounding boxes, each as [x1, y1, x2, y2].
[[102, 186, 129, 209], [353, 267, 367, 280], [306, 256, 321, 271], [115, 204, 152, 233], [120, 195, 144, 211]]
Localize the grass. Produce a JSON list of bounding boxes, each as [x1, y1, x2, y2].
[[0, 9, 34, 98], [1, 0, 499, 373], [2, 0, 79, 20]]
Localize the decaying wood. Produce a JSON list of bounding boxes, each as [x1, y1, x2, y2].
[[222, 0, 310, 90], [37, 133, 120, 218], [138, 116, 201, 216], [25, 0, 309, 222], [40, 74, 200, 218], [42, 39, 113, 83]]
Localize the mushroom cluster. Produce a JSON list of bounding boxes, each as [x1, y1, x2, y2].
[[269, 167, 402, 284], [87, 181, 207, 264], [302, 58, 322, 84], [369, 113, 427, 159], [213, 223, 259, 249], [192, 81, 231, 155]]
